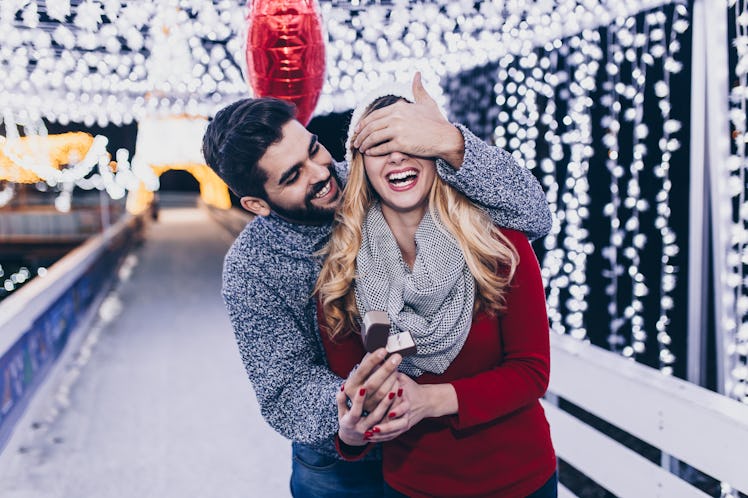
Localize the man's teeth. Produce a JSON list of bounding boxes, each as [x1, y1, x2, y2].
[[315, 181, 331, 198]]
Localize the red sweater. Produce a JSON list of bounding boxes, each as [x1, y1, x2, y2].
[[319, 228, 556, 498]]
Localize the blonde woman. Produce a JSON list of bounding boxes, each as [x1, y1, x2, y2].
[[316, 89, 557, 498]]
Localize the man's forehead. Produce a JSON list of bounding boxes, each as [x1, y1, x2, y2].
[[258, 119, 310, 178]]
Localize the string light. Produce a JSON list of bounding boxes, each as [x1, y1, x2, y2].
[[1, 1, 682, 210], [725, 0, 748, 404], [0, 0, 683, 127], [654, 4, 689, 375], [0, 132, 97, 184], [443, 3, 688, 373]]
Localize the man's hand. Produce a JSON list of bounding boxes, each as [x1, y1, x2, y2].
[[343, 349, 402, 413], [351, 72, 465, 168]]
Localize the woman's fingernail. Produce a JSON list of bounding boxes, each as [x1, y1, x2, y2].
[[340, 383, 345, 392], [364, 431, 373, 438], [397, 388, 403, 397], [372, 427, 381, 433], [388, 412, 397, 418], [359, 388, 366, 396], [388, 392, 395, 400], [390, 356, 401, 365]]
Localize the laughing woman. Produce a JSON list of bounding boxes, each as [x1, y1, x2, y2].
[[315, 88, 558, 498]]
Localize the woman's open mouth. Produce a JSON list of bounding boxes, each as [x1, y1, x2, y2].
[[386, 168, 419, 191]]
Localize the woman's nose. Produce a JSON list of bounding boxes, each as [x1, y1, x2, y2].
[[387, 151, 407, 163]]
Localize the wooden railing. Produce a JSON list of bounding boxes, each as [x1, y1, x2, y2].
[[545, 333, 748, 498]]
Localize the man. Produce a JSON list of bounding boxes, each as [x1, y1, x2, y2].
[[202, 74, 552, 497]]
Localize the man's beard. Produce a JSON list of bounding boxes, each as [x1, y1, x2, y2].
[[267, 167, 340, 224]]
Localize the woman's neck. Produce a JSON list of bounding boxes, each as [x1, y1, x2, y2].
[[380, 203, 428, 269]]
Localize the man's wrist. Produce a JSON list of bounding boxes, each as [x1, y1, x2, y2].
[[436, 124, 466, 169]]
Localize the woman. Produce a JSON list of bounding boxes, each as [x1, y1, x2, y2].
[[315, 88, 557, 498]]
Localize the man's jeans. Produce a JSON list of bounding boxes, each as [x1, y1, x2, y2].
[[290, 442, 383, 497]]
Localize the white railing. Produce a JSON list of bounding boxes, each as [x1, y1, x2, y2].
[[0, 212, 145, 451], [0, 214, 139, 355], [544, 333, 748, 498]]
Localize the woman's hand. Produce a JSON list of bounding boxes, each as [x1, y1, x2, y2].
[[336, 383, 410, 446], [343, 349, 402, 414], [363, 374, 459, 443], [350, 374, 459, 445]]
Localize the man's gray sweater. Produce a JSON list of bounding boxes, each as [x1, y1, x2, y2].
[[221, 125, 551, 457]]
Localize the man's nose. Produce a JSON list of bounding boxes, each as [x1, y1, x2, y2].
[[308, 161, 329, 182]]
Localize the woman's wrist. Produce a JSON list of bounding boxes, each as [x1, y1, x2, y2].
[[423, 383, 459, 418]]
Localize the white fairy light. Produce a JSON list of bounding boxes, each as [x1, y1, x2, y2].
[[602, 19, 626, 353], [652, 4, 688, 375], [441, 3, 688, 373], [0, 0, 684, 130], [726, 0, 748, 404]]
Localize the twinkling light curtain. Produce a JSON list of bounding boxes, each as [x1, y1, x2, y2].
[[444, 2, 691, 376], [0, 0, 680, 126], [724, 0, 748, 404], [0, 1, 678, 207]]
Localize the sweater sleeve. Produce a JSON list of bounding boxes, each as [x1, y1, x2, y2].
[[435, 124, 552, 241], [448, 229, 551, 430], [222, 260, 342, 445]]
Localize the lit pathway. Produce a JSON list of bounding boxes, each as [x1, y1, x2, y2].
[[0, 207, 291, 498]]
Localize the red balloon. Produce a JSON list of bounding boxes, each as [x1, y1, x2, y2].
[[245, 0, 326, 125]]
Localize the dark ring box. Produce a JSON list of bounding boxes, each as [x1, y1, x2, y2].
[[362, 311, 417, 356]]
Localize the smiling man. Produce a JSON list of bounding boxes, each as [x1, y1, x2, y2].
[[238, 119, 341, 223], [201, 74, 552, 497]]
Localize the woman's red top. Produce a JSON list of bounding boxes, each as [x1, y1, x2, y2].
[[319, 228, 557, 498]]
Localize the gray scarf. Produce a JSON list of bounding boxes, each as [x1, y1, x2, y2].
[[355, 203, 475, 376]]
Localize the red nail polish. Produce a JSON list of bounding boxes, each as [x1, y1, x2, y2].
[[340, 383, 345, 392], [359, 388, 366, 396], [372, 427, 381, 433], [388, 392, 395, 400], [364, 431, 373, 438], [389, 412, 397, 418], [397, 388, 403, 397]]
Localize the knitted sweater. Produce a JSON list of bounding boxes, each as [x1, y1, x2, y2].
[[221, 125, 551, 457]]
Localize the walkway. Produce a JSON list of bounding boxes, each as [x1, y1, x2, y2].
[[0, 207, 291, 498]]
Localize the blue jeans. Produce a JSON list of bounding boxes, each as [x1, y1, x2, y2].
[[382, 471, 558, 497], [290, 442, 384, 497]]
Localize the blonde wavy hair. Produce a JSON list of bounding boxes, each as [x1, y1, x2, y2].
[[315, 95, 519, 340]]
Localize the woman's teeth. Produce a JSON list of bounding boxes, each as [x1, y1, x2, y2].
[[315, 180, 331, 198], [387, 170, 418, 186]]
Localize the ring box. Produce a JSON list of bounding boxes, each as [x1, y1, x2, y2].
[[386, 331, 417, 356], [361, 311, 390, 352], [362, 311, 417, 356]]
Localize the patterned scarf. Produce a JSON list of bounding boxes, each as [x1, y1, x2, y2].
[[355, 203, 475, 376]]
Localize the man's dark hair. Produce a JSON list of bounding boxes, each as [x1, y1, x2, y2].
[[202, 97, 296, 198]]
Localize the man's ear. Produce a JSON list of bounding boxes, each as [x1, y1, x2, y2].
[[240, 196, 271, 216]]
